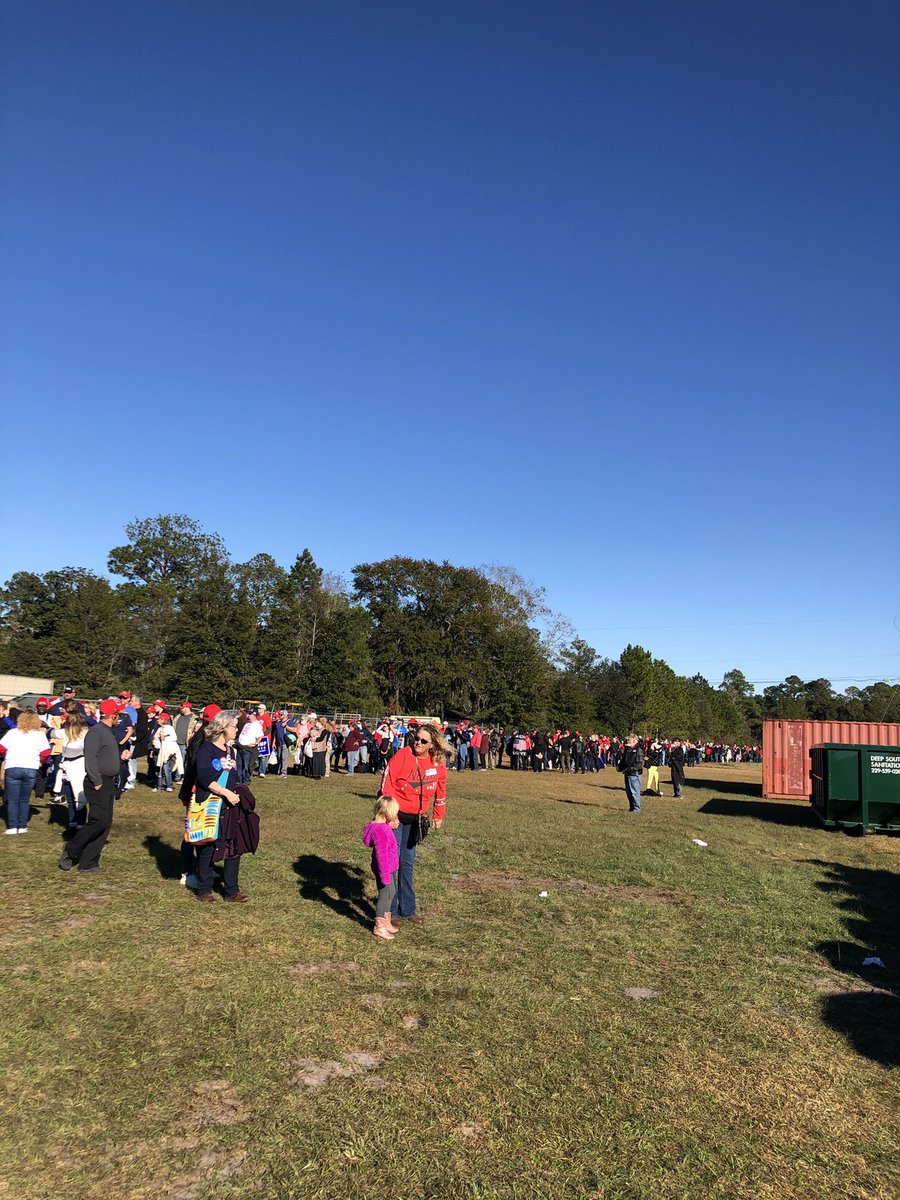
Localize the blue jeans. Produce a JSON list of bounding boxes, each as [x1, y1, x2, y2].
[[346, 750, 359, 775], [4, 767, 37, 829], [62, 780, 87, 831], [158, 760, 173, 789], [236, 746, 255, 783], [625, 774, 641, 812], [456, 746, 467, 771], [390, 820, 418, 918]]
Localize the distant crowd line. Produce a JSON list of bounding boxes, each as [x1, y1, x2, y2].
[[0, 689, 760, 827]]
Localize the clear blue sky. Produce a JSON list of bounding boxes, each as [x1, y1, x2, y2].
[[2, 0, 898, 690]]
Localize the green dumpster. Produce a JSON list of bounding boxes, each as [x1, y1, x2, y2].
[[809, 743, 900, 833]]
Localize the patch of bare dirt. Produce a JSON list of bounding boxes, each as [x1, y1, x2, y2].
[[401, 1014, 427, 1030], [188, 1080, 249, 1126], [808, 975, 894, 997], [450, 871, 687, 905], [65, 959, 108, 974], [623, 987, 661, 1001], [290, 1050, 385, 1090], [62, 916, 96, 930], [454, 1121, 487, 1140]]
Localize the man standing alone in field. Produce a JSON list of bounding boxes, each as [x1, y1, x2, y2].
[[669, 739, 686, 798], [618, 734, 644, 813]]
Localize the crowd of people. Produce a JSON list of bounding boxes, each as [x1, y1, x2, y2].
[[1, 686, 759, 933]]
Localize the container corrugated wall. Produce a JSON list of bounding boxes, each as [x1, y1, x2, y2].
[[762, 718, 900, 799]]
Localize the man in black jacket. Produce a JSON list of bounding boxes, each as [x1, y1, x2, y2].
[[60, 698, 126, 873], [669, 739, 686, 798], [618, 735, 644, 813]]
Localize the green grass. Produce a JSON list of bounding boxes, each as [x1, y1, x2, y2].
[[2, 763, 899, 1200]]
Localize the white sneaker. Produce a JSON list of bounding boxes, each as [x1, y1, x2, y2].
[[17, 828, 28, 834], [4, 828, 17, 835], [180, 873, 188, 885], [184, 874, 200, 890]]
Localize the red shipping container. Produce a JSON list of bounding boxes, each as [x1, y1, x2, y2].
[[763, 718, 900, 799]]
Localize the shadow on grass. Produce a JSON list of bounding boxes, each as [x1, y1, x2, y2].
[[42, 800, 71, 831], [698, 797, 816, 826], [292, 854, 373, 928], [684, 774, 761, 797], [143, 834, 183, 880], [805, 860, 900, 1068]]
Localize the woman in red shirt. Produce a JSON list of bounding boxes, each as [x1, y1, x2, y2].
[[380, 723, 451, 925]]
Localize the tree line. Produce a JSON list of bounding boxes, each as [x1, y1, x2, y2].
[[1, 514, 896, 741]]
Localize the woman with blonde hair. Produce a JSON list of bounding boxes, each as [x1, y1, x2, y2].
[[380, 723, 451, 925], [59, 711, 89, 833], [0, 710, 51, 834]]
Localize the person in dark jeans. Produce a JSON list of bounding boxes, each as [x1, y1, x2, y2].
[[192, 711, 252, 903], [617, 734, 644, 813], [60, 698, 126, 873]]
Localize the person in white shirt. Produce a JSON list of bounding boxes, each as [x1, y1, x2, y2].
[[59, 712, 89, 833], [0, 711, 51, 833], [237, 716, 263, 783], [153, 716, 183, 791]]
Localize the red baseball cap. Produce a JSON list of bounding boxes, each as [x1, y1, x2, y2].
[[180, 701, 192, 710], [201, 704, 221, 722], [98, 698, 123, 717], [37, 697, 49, 706], [154, 699, 166, 709], [157, 713, 171, 724], [118, 690, 131, 699]]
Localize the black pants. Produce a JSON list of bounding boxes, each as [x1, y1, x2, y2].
[[67, 776, 116, 870], [195, 844, 240, 896]]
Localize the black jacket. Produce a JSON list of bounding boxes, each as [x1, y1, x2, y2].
[[618, 744, 644, 776]]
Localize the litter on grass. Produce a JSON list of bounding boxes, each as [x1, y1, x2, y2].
[[862, 957, 885, 967], [538, 890, 549, 898], [623, 988, 661, 1001], [692, 839, 708, 847]]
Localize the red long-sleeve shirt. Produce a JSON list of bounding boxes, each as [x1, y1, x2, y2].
[[380, 745, 446, 821]]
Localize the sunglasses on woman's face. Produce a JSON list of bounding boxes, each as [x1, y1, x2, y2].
[[415, 737, 431, 745]]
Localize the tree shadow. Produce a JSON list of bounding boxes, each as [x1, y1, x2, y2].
[[143, 834, 183, 880], [698, 798, 817, 827], [803, 859, 900, 1068], [292, 854, 373, 928], [683, 775, 761, 797]]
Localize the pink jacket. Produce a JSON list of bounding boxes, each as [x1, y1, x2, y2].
[[362, 821, 399, 887]]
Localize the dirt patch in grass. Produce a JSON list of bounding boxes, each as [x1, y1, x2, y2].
[[450, 871, 688, 905], [401, 1014, 427, 1030], [808, 974, 895, 997], [290, 1050, 385, 1090], [65, 959, 109, 974], [188, 1080, 249, 1126], [360, 992, 390, 1008]]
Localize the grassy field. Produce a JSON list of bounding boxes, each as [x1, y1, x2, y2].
[[2, 761, 898, 1200]]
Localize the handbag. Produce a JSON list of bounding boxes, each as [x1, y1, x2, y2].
[[184, 769, 228, 844]]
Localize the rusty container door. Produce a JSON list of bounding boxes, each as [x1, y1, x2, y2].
[[763, 719, 900, 799]]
